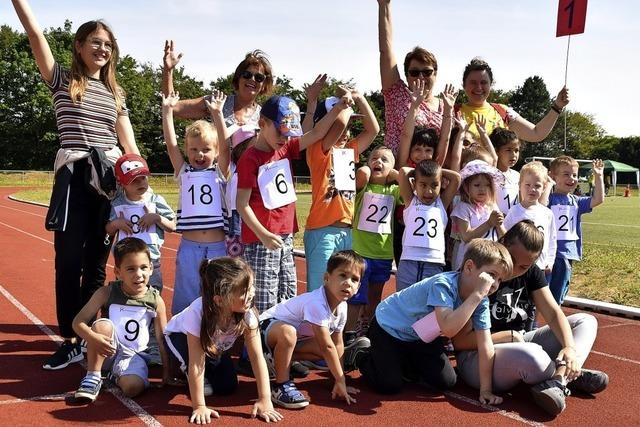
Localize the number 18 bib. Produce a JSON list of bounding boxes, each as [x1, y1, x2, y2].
[[258, 159, 297, 210], [357, 192, 394, 234], [113, 204, 157, 245], [180, 171, 222, 218]]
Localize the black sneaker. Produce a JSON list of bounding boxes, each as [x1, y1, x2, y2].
[[568, 369, 609, 394], [530, 378, 570, 416], [43, 340, 83, 370], [343, 336, 371, 372], [290, 361, 309, 378]]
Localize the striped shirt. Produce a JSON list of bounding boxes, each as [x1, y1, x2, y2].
[[176, 163, 228, 232], [45, 62, 128, 150]]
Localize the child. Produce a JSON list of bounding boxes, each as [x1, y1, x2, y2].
[[302, 83, 379, 291], [164, 257, 283, 424], [72, 237, 169, 402], [451, 160, 506, 271], [107, 154, 176, 292], [396, 160, 460, 290], [346, 146, 400, 336], [547, 157, 605, 303], [504, 161, 557, 273], [162, 92, 227, 315], [490, 128, 521, 215], [353, 239, 512, 403], [259, 250, 369, 409], [236, 94, 351, 313]]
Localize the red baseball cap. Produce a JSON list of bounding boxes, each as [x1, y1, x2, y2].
[[115, 154, 150, 185]]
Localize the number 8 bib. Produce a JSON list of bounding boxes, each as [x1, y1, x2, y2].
[[258, 159, 297, 209], [180, 171, 222, 218], [113, 204, 157, 245], [357, 192, 394, 234]]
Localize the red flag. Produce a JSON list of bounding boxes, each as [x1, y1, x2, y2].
[[556, 0, 588, 37]]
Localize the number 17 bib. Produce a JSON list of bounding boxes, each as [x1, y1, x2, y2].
[[258, 159, 297, 210], [357, 192, 394, 234], [180, 171, 222, 218]]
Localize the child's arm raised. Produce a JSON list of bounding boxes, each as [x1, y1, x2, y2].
[[434, 84, 457, 166], [398, 167, 415, 207], [475, 115, 498, 166], [301, 74, 327, 133], [355, 165, 371, 192], [311, 325, 357, 405], [448, 113, 469, 172], [245, 324, 284, 421], [299, 95, 353, 151], [351, 89, 381, 154], [236, 188, 283, 250], [439, 168, 461, 209], [398, 80, 427, 168], [205, 90, 231, 177], [590, 159, 605, 208], [476, 328, 503, 404], [72, 287, 114, 359], [153, 296, 171, 384], [186, 332, 219, 423], [161, 92, 185, 174], [11, 0, 55, 83]]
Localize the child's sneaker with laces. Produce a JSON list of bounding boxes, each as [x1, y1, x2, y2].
[[354, 317, 370, 338], [43, 340, 83, 370], [271, 381, 309, 409], [343, 336, 371, 372], [568, 369, 609, 394], [530, 378, 570, 415], [74, 374, 103, 403]]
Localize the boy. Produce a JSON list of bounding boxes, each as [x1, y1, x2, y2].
[[259, 250, 370, 409], [72, 237, 169, 402], [351, 239, 512, 405], [236, 94, 352, 313], [547, 157, 605, 303]]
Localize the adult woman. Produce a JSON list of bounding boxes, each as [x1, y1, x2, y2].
[[11, 0, 139, 370], [377, 0, 452, 161], [453, 220, 608, 416], [162, 40, 272, 130], [458, 57, 570, 142]]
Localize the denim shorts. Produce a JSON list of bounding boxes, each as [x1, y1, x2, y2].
[[349, 257, 393, 305]]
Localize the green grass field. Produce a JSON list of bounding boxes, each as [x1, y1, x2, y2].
[[4, 172, 639, 307]]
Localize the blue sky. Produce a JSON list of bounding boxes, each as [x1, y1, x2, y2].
[[2, 0, 638, 137]]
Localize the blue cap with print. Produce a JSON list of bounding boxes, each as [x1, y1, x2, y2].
[[261, 95, 303, 137]]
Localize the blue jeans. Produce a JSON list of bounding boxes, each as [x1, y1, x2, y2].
[[303, 226, 352, 292], [349, 257, 393, 305], [396, 260, 443, 291], [547, 256, 573, 304]]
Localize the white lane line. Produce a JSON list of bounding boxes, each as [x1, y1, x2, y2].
[[443, 390, 546, 426], [0, 203, 46, 218], [599, 323, 637, 330], [592, 350, 640, 366], [0, 284, 163, 427], [0, 220, 54, 245], [0, 393, 69, 405], [583, 222, 640, 229]]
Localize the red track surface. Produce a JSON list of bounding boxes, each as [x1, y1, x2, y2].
[[1, 186, 638, 426]]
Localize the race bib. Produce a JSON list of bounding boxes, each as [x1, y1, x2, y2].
[[552, 204, 579, 241], [113, 204, 157, 245], [109, 304, 155, 353], [403, 204, 445, 250], [497, 181, 519, 215], [332, 148, 356, 192], [257, 159, 297, 210], [226, 173, 238, 211], [180, 171, 222, 218], [357, 192, 394, 234]]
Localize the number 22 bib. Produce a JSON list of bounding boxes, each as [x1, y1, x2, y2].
[[357, 192, 394, 234]]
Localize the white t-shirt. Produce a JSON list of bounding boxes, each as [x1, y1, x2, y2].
[[401, 196, 447, 264], [259, 287, 347, 339], [504, 203, 557, 270], [496, 168, 520, 215], [450, 201, 500, 271]]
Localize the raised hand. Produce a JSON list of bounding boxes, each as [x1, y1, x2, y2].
[[162, 91, 180, 111], [303, 74, 327, 102], [592, 158, 604, 177], [163, 40, 183, 71], [554, 86, 570, 109], [409, 79, 428, 108], [475, 114, 487, 135], [204, 89, 227, 115], [453, 111, 470, 131], [440, 83, 458, 114]]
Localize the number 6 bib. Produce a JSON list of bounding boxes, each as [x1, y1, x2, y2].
[[113, 204, 157, 245], [258, 159, 297, 209], [180, 171, 222, 218], [357, 192, 394, 234]]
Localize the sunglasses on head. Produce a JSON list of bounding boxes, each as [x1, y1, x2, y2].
[[407, 68, 435, 78], [241, 70, 267, 83]]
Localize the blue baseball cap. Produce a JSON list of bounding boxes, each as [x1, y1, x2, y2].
[[261, 95, 303, 137]]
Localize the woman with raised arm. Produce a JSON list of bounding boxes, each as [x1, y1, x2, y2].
[[10, 0, 139, 370]]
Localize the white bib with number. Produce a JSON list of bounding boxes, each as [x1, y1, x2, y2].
[[226, 172, 238, 211], [551, 204, 579, 241], [403, 201, 445, 250], [332, 148, 356, 192], [180, 171, 222, 218], [257, 159, 297, 209], [357, 192, 394, 234], [109, 304, 155, 353], [113, 204, 157, 245]]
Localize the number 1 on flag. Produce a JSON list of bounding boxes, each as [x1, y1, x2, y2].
[[556, 0, 588, 37]]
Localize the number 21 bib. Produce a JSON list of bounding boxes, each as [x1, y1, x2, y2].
[[551, 204, 579, 240]]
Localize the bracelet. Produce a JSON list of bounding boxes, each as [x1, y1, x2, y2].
[[550, 103, 563, 114]]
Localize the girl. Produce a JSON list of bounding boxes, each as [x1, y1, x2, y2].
[[451, 160, 506, 271], [396, 161, 460, 290], [164, 257, 283, 424], [490, 128, 521, 215], [11, 0, 139, 370]]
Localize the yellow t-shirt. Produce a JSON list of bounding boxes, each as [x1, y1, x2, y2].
[[458, 103, 518, 141], [305, 139, 359, 230]]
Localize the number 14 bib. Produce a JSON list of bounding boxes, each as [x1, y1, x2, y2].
[[258, 159, 297, 209], [357, 192, 394, 234]]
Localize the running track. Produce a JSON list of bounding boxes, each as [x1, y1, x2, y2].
[[0, 187, 638, 426]]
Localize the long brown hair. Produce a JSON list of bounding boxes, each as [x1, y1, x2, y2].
[[70, 20, 124, 112], [198, 257, 255, 357]]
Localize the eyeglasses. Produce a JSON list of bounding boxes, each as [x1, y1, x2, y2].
[[407, 68, 435, 78], [241, 70, 267, 83], [88, 38, 113, 52]]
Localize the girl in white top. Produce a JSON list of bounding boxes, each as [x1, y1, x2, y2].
[[504, 161, 557, 272], [451, 160, 507, 271], [396, 160, 461, 291], [490, 128, 522, 215], [164, 257, 282, 424]]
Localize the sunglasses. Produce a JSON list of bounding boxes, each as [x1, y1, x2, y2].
[[240, 70, 267, 83], [407, 68, 435, 78]]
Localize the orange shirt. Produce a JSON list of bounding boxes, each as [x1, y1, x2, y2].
[[305, 139, 359, 230]]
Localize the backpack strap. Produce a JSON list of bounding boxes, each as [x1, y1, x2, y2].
[[490, 103, 510, 126]]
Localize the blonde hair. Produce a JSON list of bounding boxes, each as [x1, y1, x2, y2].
[[70, 21, 124, 112], [520, 160, 549, 182], [549, 155, 578, 174], [462, 239, 513, 278], [185, 120, 218, 151], [367, 145, 395, 164]]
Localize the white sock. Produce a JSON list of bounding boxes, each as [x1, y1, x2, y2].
[[87, 371, 101, 379]]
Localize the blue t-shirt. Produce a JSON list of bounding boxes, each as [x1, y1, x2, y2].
[[375, 271, 491, 342], [548, 193, 592, 260]]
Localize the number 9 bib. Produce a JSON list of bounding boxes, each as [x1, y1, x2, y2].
[[357, 192, 394, 234], [258, 159, 297, 210], [109, 304, 154, 353], [180, 171, 222, 218]]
